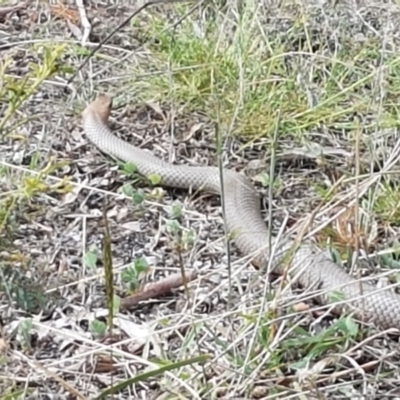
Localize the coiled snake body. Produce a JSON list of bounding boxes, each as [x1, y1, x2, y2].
[[82, 94, 400, 330]]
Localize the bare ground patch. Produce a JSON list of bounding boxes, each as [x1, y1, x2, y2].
[[2, 1, 400, 398]]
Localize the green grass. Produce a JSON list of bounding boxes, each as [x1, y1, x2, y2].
[[0, 44, 71, 314], [373, 182, 400, 225], [129, 5, 400, 144]]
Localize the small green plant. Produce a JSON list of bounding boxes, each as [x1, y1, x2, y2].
[[122, 257, 150, 291], [132, 189, 146, 205], [118, 161, 162, 189], [119, 162, 138, 176], [17, 318, 33, 351], [374, 183, 400, 225], [253, 173, 282, 190], [165, 218, 196, 252], [90, 320, 107, 339], [284, 316, 359, 370], [148, 173, 162, 185], [170, 202, 183, 219], [84, 246, 99, 269], [0, 44, 71, 135], [0, 264, 50, 314], [165, 219, 181, 234], [0, 43, 70, 285]]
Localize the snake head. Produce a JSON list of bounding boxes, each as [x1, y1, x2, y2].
[[82, 94, 113, 124]]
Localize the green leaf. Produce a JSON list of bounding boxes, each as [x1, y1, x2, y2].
[[134, 256, 149, 274], [122, 257, 150, 291], [148, 173, 162, 185], [84, 248, 98, 269], [182, 229, 196, 245], [342, 315, 359, 337], [90, 320, 107, 338], [133, 190, 145, 205], [171, 202, 183, 219], [328, 290, 346, 304], [120, 162, 137, 175], [122, 268, 136, 283], [329, 247, 343, 266], [121, 184, 134, 197], [166, 219, 180, 234], [18, 318, 33, 349]]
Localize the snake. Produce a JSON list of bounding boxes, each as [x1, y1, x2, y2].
[[82, 94, 400, 330]]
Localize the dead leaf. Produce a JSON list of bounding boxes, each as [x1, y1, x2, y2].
[[114, 317, 157, 353], [67, 19, 82, 40], [145, 101, 163, 116], [50, 4, 79, 24], [121, 221, 142, 232]]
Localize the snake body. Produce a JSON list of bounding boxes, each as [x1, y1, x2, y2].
[[82, 94, 400, 330]]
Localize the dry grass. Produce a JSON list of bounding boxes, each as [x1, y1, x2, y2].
[[2, 0, 400, 398]]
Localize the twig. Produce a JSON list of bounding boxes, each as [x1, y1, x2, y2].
[[120, 270, 198, 310], [75, 0, 91, 46]]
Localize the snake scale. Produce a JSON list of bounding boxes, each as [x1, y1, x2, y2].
[[82, 94, 400, 330]]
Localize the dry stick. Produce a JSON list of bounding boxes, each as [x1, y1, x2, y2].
[[120, 270, 199, 310], [75, 0, 91, 45], [353, 122, 363, 323], [64, 0, 194, 89]]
